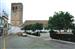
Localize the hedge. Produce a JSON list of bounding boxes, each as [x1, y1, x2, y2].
[[50, 34, 75, 42]]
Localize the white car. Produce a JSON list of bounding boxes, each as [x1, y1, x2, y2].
[[22, 33, 27, 37]]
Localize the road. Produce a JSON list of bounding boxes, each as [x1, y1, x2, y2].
[[0, 35, 75, 49]]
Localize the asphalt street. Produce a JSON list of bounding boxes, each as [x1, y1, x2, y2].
[[0, 35, 75, 49]]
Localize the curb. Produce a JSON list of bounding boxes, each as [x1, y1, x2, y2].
[[52, 39, 75, 45], [27, 34, 75, 45], [27, 34, 40, 38]]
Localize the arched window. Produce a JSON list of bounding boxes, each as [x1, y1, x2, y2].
[[12, 6, 18, 12]]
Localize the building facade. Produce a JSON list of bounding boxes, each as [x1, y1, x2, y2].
[[0, 11, 8, 36], [11, 3, 23, 26], [0, 17, 4, 36], [22, 20, 48, 29]]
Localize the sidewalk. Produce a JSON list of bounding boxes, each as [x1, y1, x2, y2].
[[27, 34, 40, 38], [27, 34, 75, 45]]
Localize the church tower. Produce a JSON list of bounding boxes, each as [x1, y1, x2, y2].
[[11, 3, 23, 26]]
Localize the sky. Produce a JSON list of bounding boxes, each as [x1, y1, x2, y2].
[[0, 0, 75, 23]]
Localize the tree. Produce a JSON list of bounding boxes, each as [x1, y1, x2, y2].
[[48, 17, 53, 30], [48, 11, 74, 33], [30, 23, 43, 31], [22, 23, 43, 32], [34, 23, 43, 30], [21, 24, 32, 32]]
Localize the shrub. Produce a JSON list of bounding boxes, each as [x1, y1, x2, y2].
[[50, 34, 75, 42], [49, 30, 57, 34], [72, 29, 75, 35], [32, 32, 40, 36], [49, 30, 58, 39], [26, 32, 32, 34]]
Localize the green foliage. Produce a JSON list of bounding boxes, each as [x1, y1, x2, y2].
[[72, 29, 75, 35], [48, 11, 74, 31], [34, 23, 43, 30], [32, 32, 40, 36], [49, 30, 57, 34], [21, 24, 32, 30], [72, 24, 75, 35], [22, 23, 43, 31]]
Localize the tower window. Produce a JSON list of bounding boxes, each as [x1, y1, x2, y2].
[[12, 7, 14, 11], [12, 6, 18, 12]]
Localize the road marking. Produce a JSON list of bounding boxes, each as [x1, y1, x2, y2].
[[3, 37, 6, 49]]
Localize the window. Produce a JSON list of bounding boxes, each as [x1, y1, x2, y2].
[[16, 6, 17, 10], [0, 18, 4, 27], [0, 18, 1, 24], [12, 6, 18, 12], [12, 7, 14, 11], [2, 19, 4, 24]]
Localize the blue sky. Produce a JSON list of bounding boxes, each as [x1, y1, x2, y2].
[[0, 0, 75, 23]]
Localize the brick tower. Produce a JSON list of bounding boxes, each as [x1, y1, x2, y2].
[[11, 3, 23, 26]]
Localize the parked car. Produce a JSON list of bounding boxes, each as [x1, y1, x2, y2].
[[16, 32, 22, 36], [21, 33, 27, 37], [17, 32, 27, 37]]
